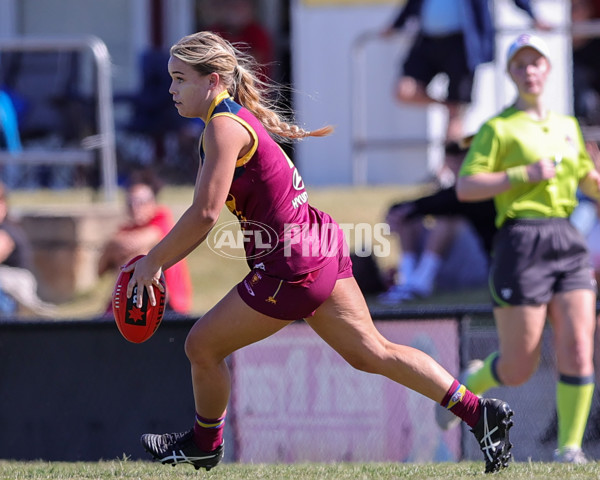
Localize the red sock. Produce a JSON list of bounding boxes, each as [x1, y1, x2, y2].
[[193, 411, 226, 452], [440, 380, 481, 428]]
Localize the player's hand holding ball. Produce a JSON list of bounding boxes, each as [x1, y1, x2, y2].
[[112, 254, 167, 343]]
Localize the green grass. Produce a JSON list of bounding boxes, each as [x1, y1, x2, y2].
[[1, 460, 599, 479]]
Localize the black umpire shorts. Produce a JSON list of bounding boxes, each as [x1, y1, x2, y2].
[[489, 218, 596, 307]]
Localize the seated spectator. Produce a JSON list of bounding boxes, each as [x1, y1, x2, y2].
[[586, 204, 600, 285], [0, 88, 24, 190], [0, 181, 55, 317], [571, 141, 600, 236], [0, 88, 22, 152], [379, 211, 462, 303], [576, 141, 600, 285], [98, 177, 193, 315], [571, 0, 600, 125], [205, 0, 274, 79], [378, 141, 495, 304], [0, 50, 94, 189]]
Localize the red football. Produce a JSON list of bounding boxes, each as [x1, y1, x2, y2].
[[112, 255, 167, 343]]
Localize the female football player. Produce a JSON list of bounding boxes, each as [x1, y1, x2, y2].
[[124, 31, 514, 473]]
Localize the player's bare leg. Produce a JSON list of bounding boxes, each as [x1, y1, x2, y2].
[[185, 288, 291, 416], [307, 277, 513, 472], [142, 287, 290, 470]]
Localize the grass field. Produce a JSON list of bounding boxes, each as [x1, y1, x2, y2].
[[1, 460, 600, 479]]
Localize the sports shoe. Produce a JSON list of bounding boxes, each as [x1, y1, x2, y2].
[[554, 446, 588, 464], [377, 284, 413, 304], [435, 359, 485, 431], [141, 429, 224, 471], [377, 283, 430, 305], [471, 398, 514, 473]]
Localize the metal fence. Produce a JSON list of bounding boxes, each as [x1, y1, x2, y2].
[[0, 36, 117, 201]]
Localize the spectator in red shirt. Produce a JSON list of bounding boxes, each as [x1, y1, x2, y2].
[[98, 180, 193, 315], [205, 0, 274, 79]]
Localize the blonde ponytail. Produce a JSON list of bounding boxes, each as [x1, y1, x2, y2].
[[170, 32, 333, 142]]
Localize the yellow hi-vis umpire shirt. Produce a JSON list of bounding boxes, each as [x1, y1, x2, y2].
[[459, 107, 595, 228]]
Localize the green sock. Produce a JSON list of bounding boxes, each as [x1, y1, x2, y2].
[[464, 352, 501, 395], [557, 375, 594, 451]]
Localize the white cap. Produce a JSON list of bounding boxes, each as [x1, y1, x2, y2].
[[506, 33, 551, 67]]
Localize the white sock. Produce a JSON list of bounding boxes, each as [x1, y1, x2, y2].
[[410, 251, 442, 294], [398, 252, 417, 285]]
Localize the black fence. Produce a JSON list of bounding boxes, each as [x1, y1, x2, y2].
[[1, 305, 599, 463]]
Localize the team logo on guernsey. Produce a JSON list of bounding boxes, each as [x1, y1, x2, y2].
[[207, 220, 279, 260], [244, 265, 264, 297], [250, 271, 262, 286]]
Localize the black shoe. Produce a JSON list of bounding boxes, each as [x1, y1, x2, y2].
[[141, 429, 224, 471], [471, 398, 514, 473]]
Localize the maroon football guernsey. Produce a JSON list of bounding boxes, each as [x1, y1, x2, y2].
[[200, 91, 341, 279]]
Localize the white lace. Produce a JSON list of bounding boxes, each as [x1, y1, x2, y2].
[[162, 449, 219, 464], [479, 407, 501, 462]]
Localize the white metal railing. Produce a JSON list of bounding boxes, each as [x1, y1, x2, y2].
[[0, 36, 117, 201], [351, 22, 600, 184], [350, 29, 420, 186]]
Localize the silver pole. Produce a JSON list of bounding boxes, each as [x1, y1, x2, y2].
[[0, 35, 118, 202]]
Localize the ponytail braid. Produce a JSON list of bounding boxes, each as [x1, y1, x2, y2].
[[171, 32, 334, 142], [235, 63, 333, 142]]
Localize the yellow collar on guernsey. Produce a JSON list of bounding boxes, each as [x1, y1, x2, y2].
[[200, 89, 257, 169], [206, 90, 231, 121]]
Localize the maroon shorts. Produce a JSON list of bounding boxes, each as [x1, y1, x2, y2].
[[237, 238, 353, 320]]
